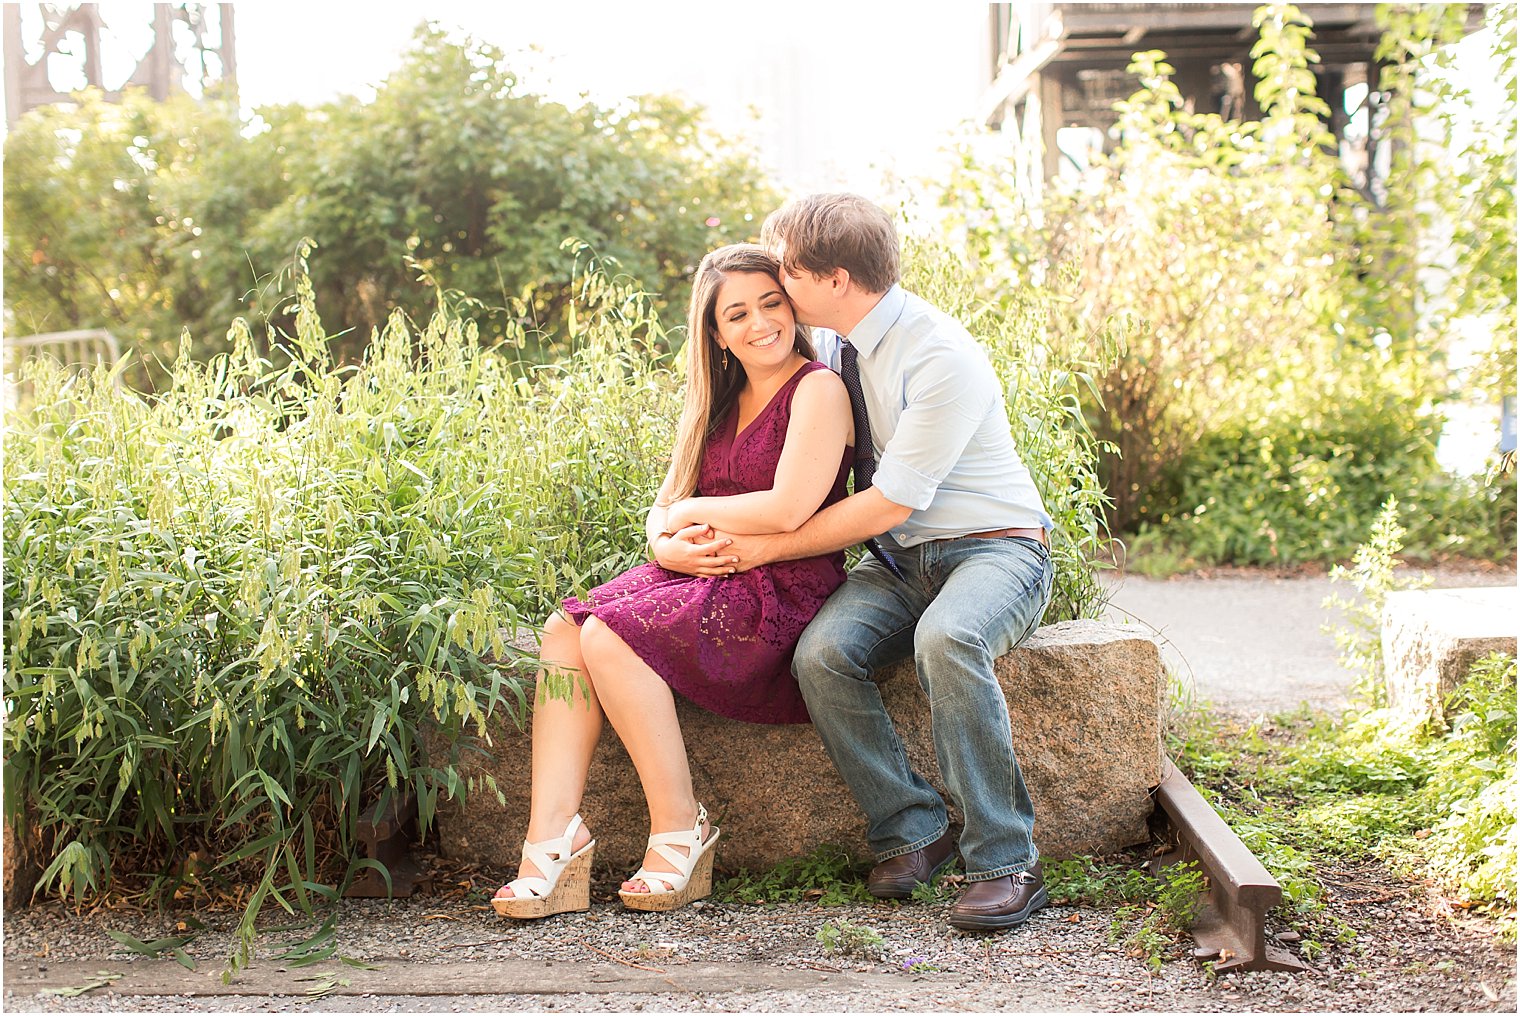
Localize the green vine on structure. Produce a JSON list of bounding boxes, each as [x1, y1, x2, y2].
[[1252, 4, 1335, 150]]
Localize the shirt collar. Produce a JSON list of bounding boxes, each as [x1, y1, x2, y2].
[[841, 285, 905, 358]]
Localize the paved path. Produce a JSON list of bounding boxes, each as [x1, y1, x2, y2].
[[1103, 564, 1515, 716]]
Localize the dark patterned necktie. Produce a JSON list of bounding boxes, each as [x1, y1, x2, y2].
[[840, 340, 905, 580]]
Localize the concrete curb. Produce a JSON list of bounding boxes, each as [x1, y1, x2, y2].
[[3, 957, 920, 999]]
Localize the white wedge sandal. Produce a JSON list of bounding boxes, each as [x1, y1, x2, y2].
[[618, 804, 721, 912], [492, 814, 596, 919]]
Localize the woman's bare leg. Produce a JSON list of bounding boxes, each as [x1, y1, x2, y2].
[[494, 612, 599, 899], [577, 617, 711, 892]]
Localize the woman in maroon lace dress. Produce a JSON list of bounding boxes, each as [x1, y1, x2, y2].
[[493, 245, 853, 919]]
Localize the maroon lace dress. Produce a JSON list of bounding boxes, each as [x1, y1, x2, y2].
[[562, 361, 850, 724]]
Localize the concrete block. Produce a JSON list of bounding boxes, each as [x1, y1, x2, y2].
[[1382, 586, 1519, 718]]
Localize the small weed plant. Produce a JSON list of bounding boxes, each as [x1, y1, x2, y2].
[[907, 862, 962, 903], [714, 845, 873, 906], [1050, 858, 1205, 973], [816, 919, 886, 960], [1321, 497, 1430, 698], [1044, 858, 1159, 908]]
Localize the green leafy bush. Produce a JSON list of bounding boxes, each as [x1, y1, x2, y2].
[[1425, 653, 1518, 914], [1143, 405, 1517, 567], [934, 7, 1370, 536], [1, 246, 677, 964], [2, 25, 778, 388], [928, 3, 1517, 562]]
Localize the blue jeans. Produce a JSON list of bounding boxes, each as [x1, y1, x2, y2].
[[794, 534, 1053, 881]]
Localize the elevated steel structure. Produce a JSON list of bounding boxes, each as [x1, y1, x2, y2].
[[982, 2, 1484, 200], [4, 3, 236, 128]]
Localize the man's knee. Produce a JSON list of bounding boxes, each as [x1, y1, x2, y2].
[[794, 618, 850, 677], [794, 611, 870, 686], [913, 616, 987, 668]]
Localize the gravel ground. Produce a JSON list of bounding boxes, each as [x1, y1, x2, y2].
[[3, 858, 1516, 1013]]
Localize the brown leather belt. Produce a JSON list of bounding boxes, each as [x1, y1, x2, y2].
[[961, 526, 1048, 545]]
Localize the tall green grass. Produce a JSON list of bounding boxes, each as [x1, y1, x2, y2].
[[3, 241, 1111, 961], [904, 244, 1119, 620], [2, 246, 676, 959]]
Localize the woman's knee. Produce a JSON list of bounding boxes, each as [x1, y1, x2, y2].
[[540, 611, 584, 662], [578, 619, 673, 711], [578, 616, 634, 669], [542, 610, 577, 643]]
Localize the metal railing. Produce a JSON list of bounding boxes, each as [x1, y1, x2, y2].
[[3, 331, 123, 413], [3, 329, 123, 409], [3, 328, 121, 373]]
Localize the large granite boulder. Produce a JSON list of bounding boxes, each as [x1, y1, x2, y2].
[[1382, 587, 1518, 718], [436, 619, 1163, 874]]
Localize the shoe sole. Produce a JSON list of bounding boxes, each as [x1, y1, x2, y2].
[[619, 830, 720, 912], [947, 884, 1049, 931], [492, 844, 595, 919], [868, 851, 957, 900]]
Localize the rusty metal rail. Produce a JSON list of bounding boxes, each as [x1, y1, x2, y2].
[[1152, 758, 1306, 973]]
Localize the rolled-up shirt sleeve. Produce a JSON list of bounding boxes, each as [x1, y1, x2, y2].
[[873, 348, 996, 511]]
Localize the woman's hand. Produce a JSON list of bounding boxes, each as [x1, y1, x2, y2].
[[653, 523, 739, 577]]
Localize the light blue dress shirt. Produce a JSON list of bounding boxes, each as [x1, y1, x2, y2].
[[812, 285, 1054, 548]]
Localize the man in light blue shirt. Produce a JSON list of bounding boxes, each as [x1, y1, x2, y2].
[[805, 294, 1054, 546], [725, 193, 1055, 931]]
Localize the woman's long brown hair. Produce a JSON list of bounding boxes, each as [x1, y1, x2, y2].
[[661, 244, 816, 504]]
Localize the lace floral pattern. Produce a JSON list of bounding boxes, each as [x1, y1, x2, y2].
[[563, 361, 850, 724]]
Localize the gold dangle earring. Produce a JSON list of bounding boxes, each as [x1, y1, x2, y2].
[[721, 347, 729, 370]]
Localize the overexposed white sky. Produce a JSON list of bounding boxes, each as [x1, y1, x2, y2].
[[16, 4, 1508, 199], [230, 2, 995, 198]]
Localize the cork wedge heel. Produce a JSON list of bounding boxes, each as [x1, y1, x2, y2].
[[492, 814, 596, 919], [618, 804, 721, 913]]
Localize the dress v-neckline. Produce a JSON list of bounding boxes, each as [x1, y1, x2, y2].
[[730, 361, 813, 447]]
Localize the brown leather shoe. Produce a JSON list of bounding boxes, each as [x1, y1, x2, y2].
[[866, 830, 956, 899], [947, 861, 1047, 930]]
